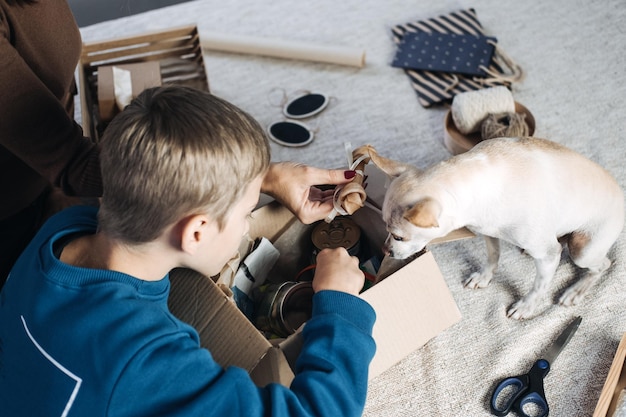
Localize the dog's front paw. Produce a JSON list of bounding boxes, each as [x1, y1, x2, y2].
[[559, 283, 589, 306], [463, 271, 492, 289], [559, 265, 607, 307], [506, 298, 537, 320]]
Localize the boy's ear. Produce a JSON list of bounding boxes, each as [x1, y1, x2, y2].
[[403, 198, 441, 228], [178, 214, 216, 255]]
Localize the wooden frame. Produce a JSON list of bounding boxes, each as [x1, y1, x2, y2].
[[78, 25, 209, 141], [594, 333, 626, 416]]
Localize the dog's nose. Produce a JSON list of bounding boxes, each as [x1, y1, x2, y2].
[[382, 245, 393, 258]]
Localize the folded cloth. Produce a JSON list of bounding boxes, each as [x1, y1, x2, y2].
[[391, 8, 514, 108], [392, 32, 497, 77]]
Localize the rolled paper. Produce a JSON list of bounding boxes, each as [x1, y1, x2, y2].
[[112, 66, 133, 111], [199, 31, 366, 68]]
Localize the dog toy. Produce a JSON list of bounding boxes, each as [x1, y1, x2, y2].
[[325, 143, 369, 222]]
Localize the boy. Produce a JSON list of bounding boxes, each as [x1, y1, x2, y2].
[[0, 86, 376, 416]]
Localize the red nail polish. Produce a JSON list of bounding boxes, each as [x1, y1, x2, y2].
[[344, 170, 356, 179]]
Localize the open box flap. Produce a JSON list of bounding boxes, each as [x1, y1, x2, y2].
[[168, 268, 272, 372], [360, 251, 462, 379], [249, 201, 297, 243], [250, 345, 295, 387]]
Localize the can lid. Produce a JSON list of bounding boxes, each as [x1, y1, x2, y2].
[[311, 217, 361, 251]]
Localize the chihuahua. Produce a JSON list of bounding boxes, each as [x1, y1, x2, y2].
[[356, 137, 624, 319]]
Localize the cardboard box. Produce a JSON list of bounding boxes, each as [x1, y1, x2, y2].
[[168, 180, 471, 386], [97, 62, 163, 122], [594, 332, 626, 416], [78, 25, 209, 141]]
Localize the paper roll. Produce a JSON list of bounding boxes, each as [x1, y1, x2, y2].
[[200, 31, 366, 68], [112, 66, 133, 111]]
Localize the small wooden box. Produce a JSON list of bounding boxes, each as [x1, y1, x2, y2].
[[78, 25, 209, 142]]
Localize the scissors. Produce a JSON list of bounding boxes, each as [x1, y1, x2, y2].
[[490, 316, 582, 417]]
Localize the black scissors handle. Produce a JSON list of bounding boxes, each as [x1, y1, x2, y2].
[[490, 359, 550, 417]]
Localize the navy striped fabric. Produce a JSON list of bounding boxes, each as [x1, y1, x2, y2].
[[392, 8, 510, 107]]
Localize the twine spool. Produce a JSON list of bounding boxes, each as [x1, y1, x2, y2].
[[481, 112, 529, 140], [451, 86, 515, 134]]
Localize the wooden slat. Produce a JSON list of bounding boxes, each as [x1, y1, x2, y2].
[[593, 333, 626, 416], [83, 45, 200, 70], [77, 25, 208, 142], [81, 25, 198, 54]]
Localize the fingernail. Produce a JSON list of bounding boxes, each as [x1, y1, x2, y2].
[[344, 170, 356, 179]]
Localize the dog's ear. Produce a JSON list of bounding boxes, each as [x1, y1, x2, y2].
[[353, 144, 416, 177], [403, 198, 441, 228]]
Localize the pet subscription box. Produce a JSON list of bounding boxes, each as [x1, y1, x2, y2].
[[168, 165, 472, 386], [78, 25, 209, 142]]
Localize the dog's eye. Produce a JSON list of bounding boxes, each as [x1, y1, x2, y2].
[[391, 233, 404, 242]]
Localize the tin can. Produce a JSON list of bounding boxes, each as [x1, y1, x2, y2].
[[311, 216, 361, 258], [255, 281, 314, 337]]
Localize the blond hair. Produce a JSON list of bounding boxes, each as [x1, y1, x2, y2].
[[98, 86, 270, 243]]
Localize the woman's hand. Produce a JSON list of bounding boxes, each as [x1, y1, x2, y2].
[[261, 162, 356, 224]]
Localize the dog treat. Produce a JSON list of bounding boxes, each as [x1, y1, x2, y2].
[[353, 144, 414, 177], [451, 86, 515, 134], [335, 148, 370, 215]]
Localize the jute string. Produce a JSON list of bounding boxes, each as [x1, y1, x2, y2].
[[481, 112, 529, 140]]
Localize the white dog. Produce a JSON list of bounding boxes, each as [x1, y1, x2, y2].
[[356, 137, 624, 319]]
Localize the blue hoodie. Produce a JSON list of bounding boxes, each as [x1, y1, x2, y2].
[[0, 206, 376, 417]]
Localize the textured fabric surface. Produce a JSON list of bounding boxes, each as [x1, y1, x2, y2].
[[77, 0, 626, 415]]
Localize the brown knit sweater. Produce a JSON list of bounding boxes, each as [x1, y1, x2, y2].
[[0, 0, 102, 219]]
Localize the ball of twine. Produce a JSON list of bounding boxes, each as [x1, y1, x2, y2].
[[451, 86, 515, 134], [481, 112, 529, 140]]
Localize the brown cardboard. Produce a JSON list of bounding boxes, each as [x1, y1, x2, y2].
[[97, 62, 162, 122], [594, 333, 626, 416], [359, 250, 462, 378], [168, 195, 465, 387]]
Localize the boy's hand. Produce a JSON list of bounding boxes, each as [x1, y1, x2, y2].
[[312, 248, 364, 296], [261, 162, 356, 224]]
